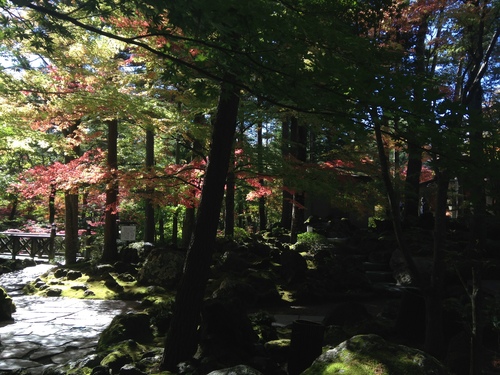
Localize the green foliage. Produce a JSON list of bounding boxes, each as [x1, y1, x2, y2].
[[294, 231, 329, 253], [232, 226, 252, 242]]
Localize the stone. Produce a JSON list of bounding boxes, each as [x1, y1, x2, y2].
[[119, 364, 147, 375], [137, 248, 185, 287], [91, 365, 112, 375], [145, 285, 166, 294], [29, 347, 66, 360], [35, 280, 48, 289], [66, 270, 83, 280], [51, 348, 94, 364], [264, 339, 290, 362], [22, 258, 37, 267], [54, 268, 68, 278], [95, 263, 115, 275], [0, 359, 40, 371], [207, 365, 263, 375], [104, 276, 124, 292], [1, 341, 40, 358], [119, 246, 140, 264], [301, 334, 449, 375], [117, 273, 135, 282], [71, 284, 89, 291], [101, 351, 134, 373], [84, 289, 96, 297], [0, 286, 16, 320], [97, 313, 153, 350], [45, 287, 63, 297]]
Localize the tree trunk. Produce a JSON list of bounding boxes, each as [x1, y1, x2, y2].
[[424, 168, 448, 358], [403, 142, 422, 223], [257, 121, 267, 231], [63, 121, 81, 265], [49, 184, 56, 260], [161, 80, 239, 370], [281, 117, 292, 229], [374, 114, 421, 286], [144, 128, 155, 244], [403, 15, 428, 224], [225, 163, 235, 237], [469, 262, 484, 375], [467, 84, 486, 375], [181, 207, 195, 249], [172, 207, 179, 247], [102, 119, 119, 263], [8, 197, 17, 222], [64, 192, 79, 265], [172, 138, 181, 247], [158, 211, 165, 244], [289, 116, 307, 241]]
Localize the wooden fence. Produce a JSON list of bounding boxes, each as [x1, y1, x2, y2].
[[0, 232, 66, 260]]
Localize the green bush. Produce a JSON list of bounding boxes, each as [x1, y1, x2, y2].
[[294, 231, 328, 253]]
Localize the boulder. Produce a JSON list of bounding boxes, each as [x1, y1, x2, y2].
[[119, 246, 140, 264], [97, 313, 153, 351], [66, 270, 83, 280], [301, 334, 449, 375], [45, 287, 63, 297], [119, 364, 147, 375], [54, 268, 68, 278], [137, 249, 185, 287], [0, 286, 16, 320], [207, 365, 263, 375]]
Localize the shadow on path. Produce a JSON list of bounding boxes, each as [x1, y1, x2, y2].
[[0, 264, 139, 374]]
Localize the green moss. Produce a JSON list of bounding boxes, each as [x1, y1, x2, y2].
[[302, 335, 449, 375], [65, 367, 92, 375]]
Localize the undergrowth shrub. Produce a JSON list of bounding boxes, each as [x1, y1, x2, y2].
[[294, 232, 328, 253]]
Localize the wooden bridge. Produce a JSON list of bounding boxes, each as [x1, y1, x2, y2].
[[0, 231, 66, 260]]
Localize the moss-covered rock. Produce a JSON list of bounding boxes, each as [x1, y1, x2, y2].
[[263, 339, 290, 362], [207, 365, 263, 375], [101, 350, 134, 373], [302, 334, 450, 375], [0, 286, 15, 320], [97, 313, 153, 351], [137, 248, 185, 287], [100, 340, 146, 373]]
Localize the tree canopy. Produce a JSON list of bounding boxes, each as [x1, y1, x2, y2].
[[0, 0, 499, 370]]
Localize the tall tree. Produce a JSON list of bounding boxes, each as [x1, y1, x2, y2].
[[161, 79, 240, 369], [62, 121, 81, 265], [102, 119, 118, 262], [144, 127, 155, 244]]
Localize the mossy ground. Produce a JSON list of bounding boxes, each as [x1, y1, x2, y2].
[[24, 263, 174, 302]]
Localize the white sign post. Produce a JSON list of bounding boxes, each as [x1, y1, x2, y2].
[[120, 225, 136, 241]]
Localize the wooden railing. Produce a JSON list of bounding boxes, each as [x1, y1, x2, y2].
[[0, 231, 66, 260]]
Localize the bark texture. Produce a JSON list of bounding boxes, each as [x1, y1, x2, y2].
[[161, 81, 239, 370]]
